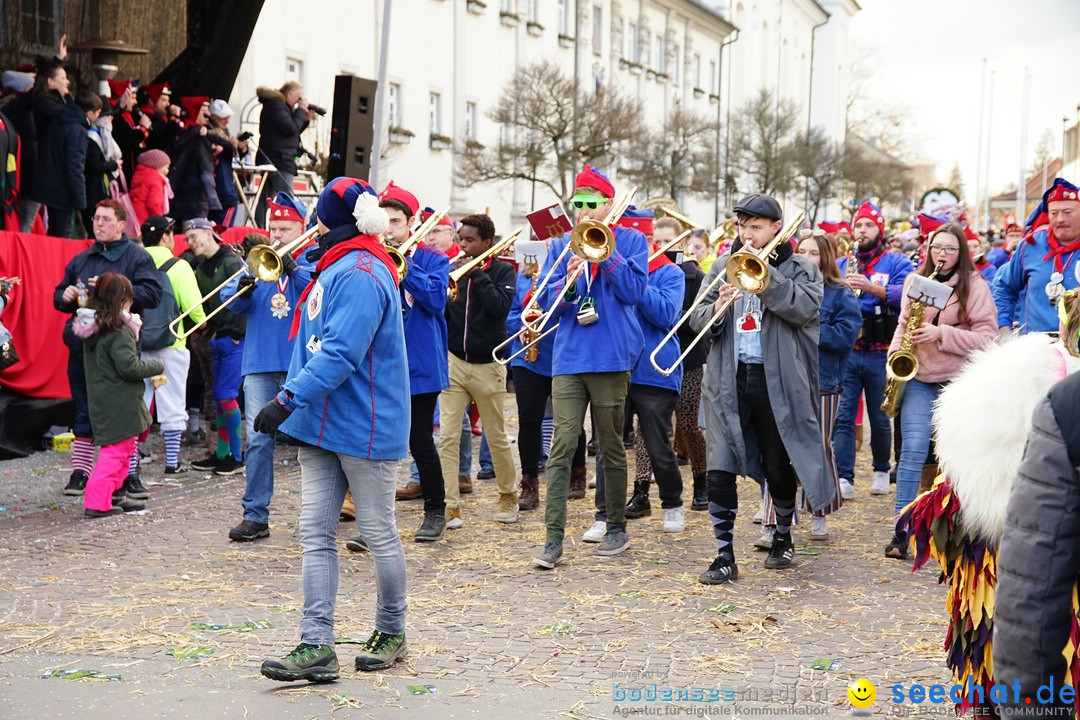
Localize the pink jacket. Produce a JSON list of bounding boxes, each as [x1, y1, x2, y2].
[[888, 270, 998, 383], [128, 163, 167, 225]]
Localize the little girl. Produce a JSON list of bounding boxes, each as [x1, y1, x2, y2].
[[73, 272, 165, 518]]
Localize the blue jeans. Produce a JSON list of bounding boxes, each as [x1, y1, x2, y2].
[[834, 349, 891, 481], [297, 446, 407, 643], [894, 379, 943, 514], [479, 431, 493, 474], [241, 371, 287, 524]]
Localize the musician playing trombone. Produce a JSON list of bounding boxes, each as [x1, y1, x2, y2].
[[531, 165, 648, 569], [689, 194, 831, 584]]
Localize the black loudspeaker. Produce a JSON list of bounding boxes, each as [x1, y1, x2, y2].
[[327, 75, 377, 182]]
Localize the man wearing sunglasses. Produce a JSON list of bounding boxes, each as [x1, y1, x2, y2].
[[532, 165, 649, 569]]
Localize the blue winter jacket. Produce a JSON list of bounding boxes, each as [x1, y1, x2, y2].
[[992, 229, 1078, 333], [837, 249, 914, 313], [817, 282, 862, 394], [279, 246, 410, 459], [978, 262, 997, 284], [535, 225, 648, 376], [987, 247, 1010, 268], [631, 261, 685, 392], [221, 245, 314, 376], [401, 244, 450, 395], [506, 271, 554, 377]]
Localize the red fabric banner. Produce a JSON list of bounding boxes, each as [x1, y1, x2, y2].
[[0, 232, 93, 399]]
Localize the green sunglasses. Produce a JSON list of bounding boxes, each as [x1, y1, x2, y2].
[[571, 194, 608, 210]]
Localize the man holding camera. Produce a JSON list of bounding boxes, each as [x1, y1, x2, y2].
[[255, 81, 316, 226]]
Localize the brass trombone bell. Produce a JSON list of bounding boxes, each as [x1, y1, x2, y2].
[[387, 205, 452, 281]]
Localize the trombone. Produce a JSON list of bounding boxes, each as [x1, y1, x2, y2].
[[387, 205, 451, 281], [492, 188, 637, 365], [649, 211, 805, 377], [649, 229, 692, 263], [447, 227, 524, 301], [168, 226, 319, 340]]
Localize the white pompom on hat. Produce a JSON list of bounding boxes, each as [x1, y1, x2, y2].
[[317, 177, 389, 236]]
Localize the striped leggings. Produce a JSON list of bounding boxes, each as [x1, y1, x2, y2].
[[762, 391, 843, 523], [636, 366, 707, 484]]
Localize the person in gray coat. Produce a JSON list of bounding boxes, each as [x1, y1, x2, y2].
[[688, 194, 832, 584], [993, 370, 1080, 719]]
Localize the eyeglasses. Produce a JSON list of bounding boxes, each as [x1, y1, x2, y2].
[[571, 196, 608, 210], [929, 245, 960, 255]]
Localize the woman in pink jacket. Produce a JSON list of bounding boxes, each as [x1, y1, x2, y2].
[[885, 223, 998, 559], [128, 149, 171, 226]]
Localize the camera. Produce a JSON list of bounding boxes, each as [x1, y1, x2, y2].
[[237, 131, 254, 142], [308, 103, 327, 116]]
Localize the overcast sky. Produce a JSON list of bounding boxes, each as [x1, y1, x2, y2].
[[849, 0, 1080, 200]]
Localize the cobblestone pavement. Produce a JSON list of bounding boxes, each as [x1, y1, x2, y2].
[[0, 430, 948, 719]]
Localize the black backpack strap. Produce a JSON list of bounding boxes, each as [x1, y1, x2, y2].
[[160, 258, 180, 274]]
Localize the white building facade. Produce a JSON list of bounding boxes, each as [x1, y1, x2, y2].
[[230, 0, 856, 231]]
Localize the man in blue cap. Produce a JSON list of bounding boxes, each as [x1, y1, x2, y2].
[[994, 177, 1080, 334], [221, 192, 314, 541]]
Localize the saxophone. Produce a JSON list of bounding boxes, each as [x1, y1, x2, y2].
[[521, 272, 541, 363], [846, 240, 861, 297], [881, 262, 943, 418]]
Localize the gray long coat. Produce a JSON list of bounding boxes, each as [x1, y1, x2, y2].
[[689, 250, 835, 511]]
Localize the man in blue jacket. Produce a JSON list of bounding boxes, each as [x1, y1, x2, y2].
[[993, 178, 1080, 334], [221, 193, 314, 542], [834, 202, 913, 499], [253, 177, 410, 681], [532, 165, 648, 568]]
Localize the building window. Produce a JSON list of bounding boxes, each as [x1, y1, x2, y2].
[[627, 23, 638, 62], [592, 6, 603, 56], [501, 0, 513, 12], [671, 44, 680, 82], [654, 33, 664, 72], [557, 0, 567, 34], [430, 92, 442, 135], [388, 83, 401, 127], [19, 0, 61, 50], [692, 53, 701, 87], [499, 123, 511, 147], [286, 57, 304, 85], [527, 0, 538, 22], [709, 59, 717, 93], [465, 102, 478, 140]]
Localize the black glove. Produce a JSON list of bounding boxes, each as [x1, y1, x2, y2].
[[253, 397, 291, 435], [237, 273, 257, 294], [280, 251, 298, 276]]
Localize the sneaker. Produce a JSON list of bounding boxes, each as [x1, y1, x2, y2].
[[181, 428, 207, 446], [261, 643, 339, 683], [597, 527, 630, 556], [839, 478, 855, 500], [458, 475, 473, 495], [190, 454, 219, 471], [213, 456, 245, 476], [164, 464, 187, 475], [581, 520, 607, 543], [414, 510, 445, 542], [445, 506, 464, 529], [63, 470, 89, 496], [698, 551, 739, 585], [764, 531, 795, 569], [587, 474, 596, 489], [753, 525, 775, 551], [117, 498, 146, 513], [395, 481, 422, 501], [84, 506, 123, 518], [354, 631, 407, 671], [871, 471, 891, 495], [494, 493, 519, 524], [345, 534, 368, 552], [885, 531, 909, 560], [810, 515, 829, 541], [229, 519, 270, 542], [477, 467, 496, 480], [662, 507, 685, 533], [752, 499, 765, 524], [533, 541, 563, 569], [123, 473, 149, 500], [138, 446, 153, 464]]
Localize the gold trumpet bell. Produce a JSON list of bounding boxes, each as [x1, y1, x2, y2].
[[569, 220, 615, 263], [248, 246, 285, 282]]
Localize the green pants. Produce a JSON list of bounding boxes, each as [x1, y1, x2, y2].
[[545, 371, 630, 544]]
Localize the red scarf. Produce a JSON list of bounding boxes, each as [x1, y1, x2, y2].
[[1042, 229, 1080, 273], [289, 234, 399, 340], [647, 244, 674, 273]]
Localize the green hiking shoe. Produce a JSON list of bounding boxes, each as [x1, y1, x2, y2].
[[260, 643, 339, 682], [353, 630, 407, 671]]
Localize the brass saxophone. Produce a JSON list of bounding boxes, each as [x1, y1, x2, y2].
[[881, 262, 943, 418], [521, 272, 541, 363], [846, 240, 861, 297]]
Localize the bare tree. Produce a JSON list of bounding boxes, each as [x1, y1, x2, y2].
[[791, 126, 843, 224], [624, 107, 720, 203], [946, 162, 965, 198], [728, 89, 799, 197], [456, 60, 642, 203], [840, 138, 914, 217], [1029, 128, 1056, 176]]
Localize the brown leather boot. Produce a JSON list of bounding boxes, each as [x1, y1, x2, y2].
[[519, 474, 539, 510], [339, 489, 356, 521], [458, 475, 473, 494], [918, 463, 939, 494], [568, 466, 587, 499]]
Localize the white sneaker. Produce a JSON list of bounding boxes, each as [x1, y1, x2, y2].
[[870, 471, 891, 495], [752, 499, 765, 524], [587, 474, 596, 489], [662, 507, 685, 533], [753, 525, 775, 551], [810, 515, 828, 541], [582, 520, 607, 543], [839, 478, 855, 500]]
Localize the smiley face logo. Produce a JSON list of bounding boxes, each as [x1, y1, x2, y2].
[[848, 678, 876, 708]]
